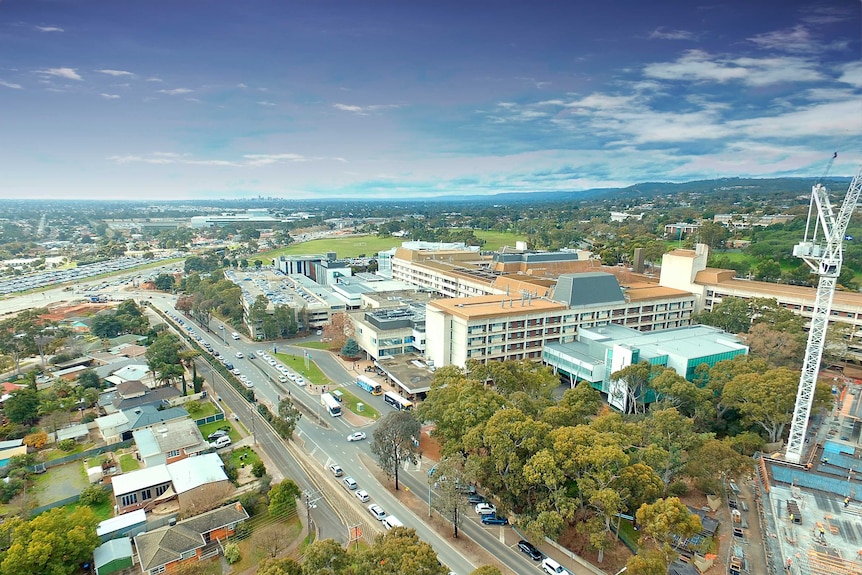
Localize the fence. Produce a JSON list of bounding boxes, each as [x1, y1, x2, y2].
[[195, 412, 225, 426], [28, 484, 112, 518], [33, 439, 134, 471]]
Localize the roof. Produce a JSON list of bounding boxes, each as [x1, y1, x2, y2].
[[552, 272, 625, 306], [168, 452, 227, 494], [113, 386, 180, 412], [0, 438, 23, 450], [93, 537, 133, 569], [0, 445, 28, 465], [696, 271, 862, 310], [116, 380, 149, 398], [55, 423, 90, 442], [111, 364, 150, 382], [427, 293, 566, 320], [133, 503, 248, 572], [132, 428, 162, 459], [111, 464, 172, 496], [150, 419, 206, 454], [96, 411, 129, 432], [623, 282, 693, 302], [123, 405, 189, 430], [97, 509, 147, 537]]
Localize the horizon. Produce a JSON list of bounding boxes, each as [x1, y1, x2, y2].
[[1, 0, 861, 200]]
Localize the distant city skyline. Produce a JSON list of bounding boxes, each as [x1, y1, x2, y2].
[[1, 0, 860, 200]]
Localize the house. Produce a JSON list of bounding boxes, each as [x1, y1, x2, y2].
[[95, 406, 189, 444], [106, 364, 154, 388], [97, 509, 147, 542], [133, 419, 207, 467], [133, 503, 249, 575], [55, 422, 90, 443], [100, 382, 180, 414], [112, 452, 229, 514], [0, 445, 28, 468], [93, 537, 134, 575]]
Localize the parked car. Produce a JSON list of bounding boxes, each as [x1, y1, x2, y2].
[[355, 489, 370, 502], [542, 558, 565, 574], [248, 352, 255, 359], [347, 432, 367, 442], [343, 476, 358, 490], [329, 464, 343, 477], [475, 503, 496, 516], [518, 540, 543, 561], [368, 504, 386, 521], [467, 493, 486, 505], [235, 352, 244, 359], [481, 514, 509, 526], [207, 429, 229, 441], [210, 435, 232, 449]]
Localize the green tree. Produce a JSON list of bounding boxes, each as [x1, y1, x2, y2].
[[268, 480, 301, 517], [89, 314, 124, 339], [693, 296, 751, 334], [257, 558, 302, 575], [354, 527, 447, 575], [470, 567, 503, 575], [371, 411, 421, 490], [635, 497, 702, 566], [274, 398, 301, 440], [0, 507, 99, 575], [3, 388, 40, 425], [429, 457, 469, 538], [301, 539, 349, 574], [76, 369, 102, 389], [340, 337, 360, 358]]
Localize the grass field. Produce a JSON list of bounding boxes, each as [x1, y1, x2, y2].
[[338, 388, 380, 420], [119, 453, 140, 472], [274, 353, 329, 385], [259, 230, 525, 261], [65, 498, 114, 522], [228, 445, 261, 470]]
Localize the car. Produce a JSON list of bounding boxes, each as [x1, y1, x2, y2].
[[355, 489, 370, 502], [343, 476, 358, 490], [207, 429, 229, 441], [268, 359, 277, 366], [467, 493, 486, 505], [256, 349, 266, 356], [279, 375, 288, 383], [235, 352, 244, 359], [481, 514, 509, 526], [329, 463, 343, 477], [475, 503, 496, 516], [232, 368, 241, 376], [248, 352, 255, 359], [518, 540, 543, 561], [368, 504, 387, 521], [347, 432, 367, 442], [295, 377, 305, 386], [210, 435, 232, 449]]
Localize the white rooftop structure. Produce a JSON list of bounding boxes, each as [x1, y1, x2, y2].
[[168, 452, 227, 494], [111, 464, 172, 497], [97, 509, 147, 537]]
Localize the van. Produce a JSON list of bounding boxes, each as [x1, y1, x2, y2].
[[383, 515, 403, 530], [343, 476, 358, 490], [231, 332, 240, 340], [542, 558, 565, 574], [210, 435, 232, 449]]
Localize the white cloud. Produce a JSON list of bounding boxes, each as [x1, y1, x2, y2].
[[39, 67, 83, 81], [158, 88, 193, 95], [106, 151, 331, 168], [242, 153, 309, 166], [0, 80, 22, 89], [731, 99, 862, 139], [99, 93, 120, 99], [643, 50, 823, 86], [97, 69, 134, 77], [649, 27, 694, 41], [837, 61, 862, 88], [146, 77, 163, 83], [333, 103, 399, 115], [237, 83, 248, 89], [184, 97, 201, 103], [35, 26, 63, 33], [257, 101, 276, 106], [748, 25, 844, 54]]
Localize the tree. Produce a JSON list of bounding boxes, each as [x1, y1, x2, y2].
[[429, 457, 468, 538], [274, 398, 301, 440], [0, 507, 99, 575], [340, 337, 361, 359], [324, 312, 353, 350], [372, 411, 421, 490], [470, 567, 503, 575], [257, 558, 302, 575], [354, 527, 447, 575], [145, 333, 183, 386], [693, 296, 751, 334], [89, 314, 124, 339], [301, 539, 349, 574], [3, 388, 40, 425], [635, 497, 702, 566], [77, 369, 102, 389], [609, 361, 654, 415], [626, 548, 669, 575], [268, 480, 301, 517], [745, 322, 805, 369], [79, 484, 109, 507], [754, 259, 782, 282], [254, 524, 291, 558]]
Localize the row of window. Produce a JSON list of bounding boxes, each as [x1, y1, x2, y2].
[[120, 483, 171, 508]]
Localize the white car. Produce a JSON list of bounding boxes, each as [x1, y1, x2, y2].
[[268, 359, 277, 366], [475, 503, 497, 516], [368, 504, 387, 521], [355, 489, 370, 502], [347, 432, 367, 442], [235, 352, 244, 359], [295, 377, 305, 386]]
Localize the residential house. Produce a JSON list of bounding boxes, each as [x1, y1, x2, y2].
[[133, 419, 207, 467]]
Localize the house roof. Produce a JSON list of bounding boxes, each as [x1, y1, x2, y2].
[[134, 419, 205, 457], [168, 452, 227, 494], [111, 364, 149, 382], [116, 380, 149, 398], [133, 503, 248, 572], [95, 411, 129, 432], [55, 423, 90, 442], [112, 386, 180, 412], [97, 509, 147, 537], [111, 464, 172, 497], [122, 405, 189, 430], [93, 537, 133, 569]]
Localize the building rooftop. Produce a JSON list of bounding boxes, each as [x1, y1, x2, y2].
[[427, 293, 567, 320], [168, 452, 227, 494], [112, 464, 172, 496]]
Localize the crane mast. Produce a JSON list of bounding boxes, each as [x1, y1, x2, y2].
[[785, 163, 862, 464]]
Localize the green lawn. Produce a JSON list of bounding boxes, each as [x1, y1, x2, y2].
[[473, 230, 527, 251], [274, 353, 329, 385], [198, 420, 241, 443], [261, 235, 401, 260], [294, 341, 330, 350], [65, 497, 114, 522], [184, 399, 221, 418], [43, 442, 96, 462], [119, 453, 140, 472], [338, 388, 380, 420], [228, 445, 262, 470]]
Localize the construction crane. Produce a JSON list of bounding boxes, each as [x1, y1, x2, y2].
[[785, 161, 862, 464]]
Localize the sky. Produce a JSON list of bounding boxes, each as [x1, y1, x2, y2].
[[0, 0, 861, 201]]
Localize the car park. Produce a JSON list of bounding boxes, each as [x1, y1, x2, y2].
[[347, 432, 366, 442], [518, 540, 543, 561], [481, 514, 509, 526], [329, 464, 343, 477], [368, 504, 386, 521], [355, 489, 370, 502], [475, 503, 496, 515]]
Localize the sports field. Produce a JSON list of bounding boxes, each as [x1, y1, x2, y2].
[[260, 230, 525, 260]]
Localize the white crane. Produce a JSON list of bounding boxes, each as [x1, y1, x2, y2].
[[785, 161, 862, 464]]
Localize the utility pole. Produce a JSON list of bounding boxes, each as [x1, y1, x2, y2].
[[303, 489, 321, 538]]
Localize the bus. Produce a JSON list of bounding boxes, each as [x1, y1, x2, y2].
[[356, 375, 383, 396], [383, 391, 413, 412], [321, 392, 342, 417]]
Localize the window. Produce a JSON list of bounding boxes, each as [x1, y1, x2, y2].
[[141, 488, 152, 501], [155, 484, 170, 497], [180, 550, 197, 560], [167, 450, 180, 458], [149, 567, 166, 575], [121, 493, 138, 507]]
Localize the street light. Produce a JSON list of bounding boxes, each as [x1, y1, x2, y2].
[[427, 462, 442, 517], [218, 325, 225, 344], [248, 404, 256, 446]]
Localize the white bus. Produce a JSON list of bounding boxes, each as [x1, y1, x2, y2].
[[383, 391, 413, 412], [321, 392, 342, 417]]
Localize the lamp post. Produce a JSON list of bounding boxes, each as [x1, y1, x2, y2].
[[303, 489, 321, 537], [248, 404, 256, 446], [427, 462, 442, 517], [218, 325, 225, 344]]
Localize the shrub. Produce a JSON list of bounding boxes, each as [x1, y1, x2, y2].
[[184, 400, 202, 414], [23, 431, 48, 449], [667, 481, 690, 497], [224, 543, 241, 564], [252, 460, 266, 478], [58, 439, 77, 452], [238, 492, 261, 516], [0, 478, 24, 503], [79, 484, 109, 506], [81, 413, 96, 424]]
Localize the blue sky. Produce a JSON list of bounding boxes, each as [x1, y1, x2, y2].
[[1, 0, 860, 200]]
